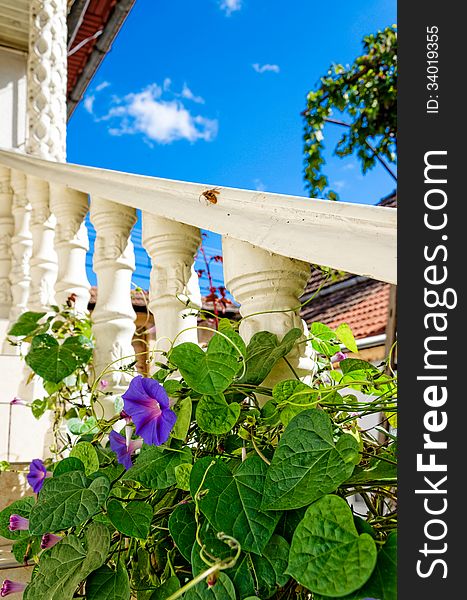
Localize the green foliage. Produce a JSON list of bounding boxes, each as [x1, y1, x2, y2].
[[69, 441, 100, 475], [29, 471, 110, 534], [86, 564, 131, 600], [107, 500, 153, 539], [25, 334, 93, 383], [196, 394, 241, 434], [23, 523, 110, 600], [303, 25, 397, 199], [262, 409, 359, 509], [287, 495, 377, 596], [5, 307, 396, 600], [122, 445, 192, 489], [191, 456, 281, 554]]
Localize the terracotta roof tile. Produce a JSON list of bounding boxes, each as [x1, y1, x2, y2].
[[301, 278, 391, 340]]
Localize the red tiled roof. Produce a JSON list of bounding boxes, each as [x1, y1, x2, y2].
[[67, 0, 116, 98], [301, 277, 390, 340]]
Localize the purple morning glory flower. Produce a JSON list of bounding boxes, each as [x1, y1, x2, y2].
[[8, 515, 29, 531], [331, 351, 348, 363], [122, 376, 177, 446], [1, 580, 26, 597], [40, 533, 62, 550], [27, 458, 47, 494], [109, 430, 143, 470]]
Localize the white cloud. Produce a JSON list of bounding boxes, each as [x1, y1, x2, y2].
[[95, 81, 111, 92], [104, 84, 218, 144], [252, 63, 280, 74], [84, 94, 95, 114], [334, 180, 346, 191], [219, 0, 242, 16], [181, 83, 205, 104], [254, 178, 266, 191], [342, 162, 357, 171]]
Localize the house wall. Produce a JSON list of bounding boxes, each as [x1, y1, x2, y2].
[[0, 46, 27, 151]]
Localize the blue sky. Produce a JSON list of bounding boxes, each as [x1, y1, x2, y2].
[[67, 0, 397, 292]]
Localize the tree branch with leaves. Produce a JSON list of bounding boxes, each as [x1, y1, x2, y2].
[[303, 25, 397, 200]]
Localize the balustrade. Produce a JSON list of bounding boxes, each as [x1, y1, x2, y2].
[[0, 147, 397, 459]]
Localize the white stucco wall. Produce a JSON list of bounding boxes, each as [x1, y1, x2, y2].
[[0, 47, 27, 150]]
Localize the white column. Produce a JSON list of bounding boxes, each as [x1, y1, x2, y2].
[[24, 0, 68, 312], [49, 183, 90, 312], [0, 167, 14, 320], [90, 197, 137, 414], [222, 238, 314, 388], [142, 215, 201, 360], [26, 0, 67, 162], [27, 176, 57, 311]]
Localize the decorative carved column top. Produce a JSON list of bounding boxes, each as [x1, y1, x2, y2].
[[26, 0, 67, 161]]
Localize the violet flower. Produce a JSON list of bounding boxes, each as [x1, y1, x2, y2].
[[1, 580, 27, 597], [122, 376, 177, 446], [27, 458, 47, 494], [8, 515, 29, 531], [331, 351, 347, 363], [40, 533, 62, 550], [10, 397, 25, 405], [109, 430, 143, 470]]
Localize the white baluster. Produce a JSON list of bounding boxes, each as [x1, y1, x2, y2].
[[27, 176, 57, 311], [90, 197, 137, 414], [222, 238, 314, 391], [49, 183, 90, 312], [8, 170, 32, 323], [0, 167, 14, 320], [142, 214, 201, 360]]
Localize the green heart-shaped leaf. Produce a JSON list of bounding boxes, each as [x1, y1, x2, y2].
[[150, 576, 180, 600], [316, 532, 397, 600], [86, 563, 131, 600], [287, 495, 377, 597], [29, 471, 110, 534], [123, 445, 192, 489], [190, 456, 281, 555], [53, 457, 85, 478], [250, 534, 290, 599], [168, 503, 197, 561], [8, 311, 46, 336], [262, 409, 359, 510], [335, 323, 358, 353], [196, 394, 241, 434], [70, 441, 99, 475], [239, 329, 302, 385], [172, 396, 193, 440], [23, 523, 110, 600], [310, 322, 341, 356], [169, 339, 240, 394], [107, 499, 153, 539], [25, 334, 92, 383], [272, 380, 319, 426]]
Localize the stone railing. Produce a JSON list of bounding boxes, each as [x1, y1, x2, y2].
[[0, 147, 397, 444]]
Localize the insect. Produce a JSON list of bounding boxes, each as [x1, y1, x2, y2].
[[199, 187, 220, 205]]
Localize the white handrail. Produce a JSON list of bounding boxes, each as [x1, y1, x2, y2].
[[0, 148, 397, 284]]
